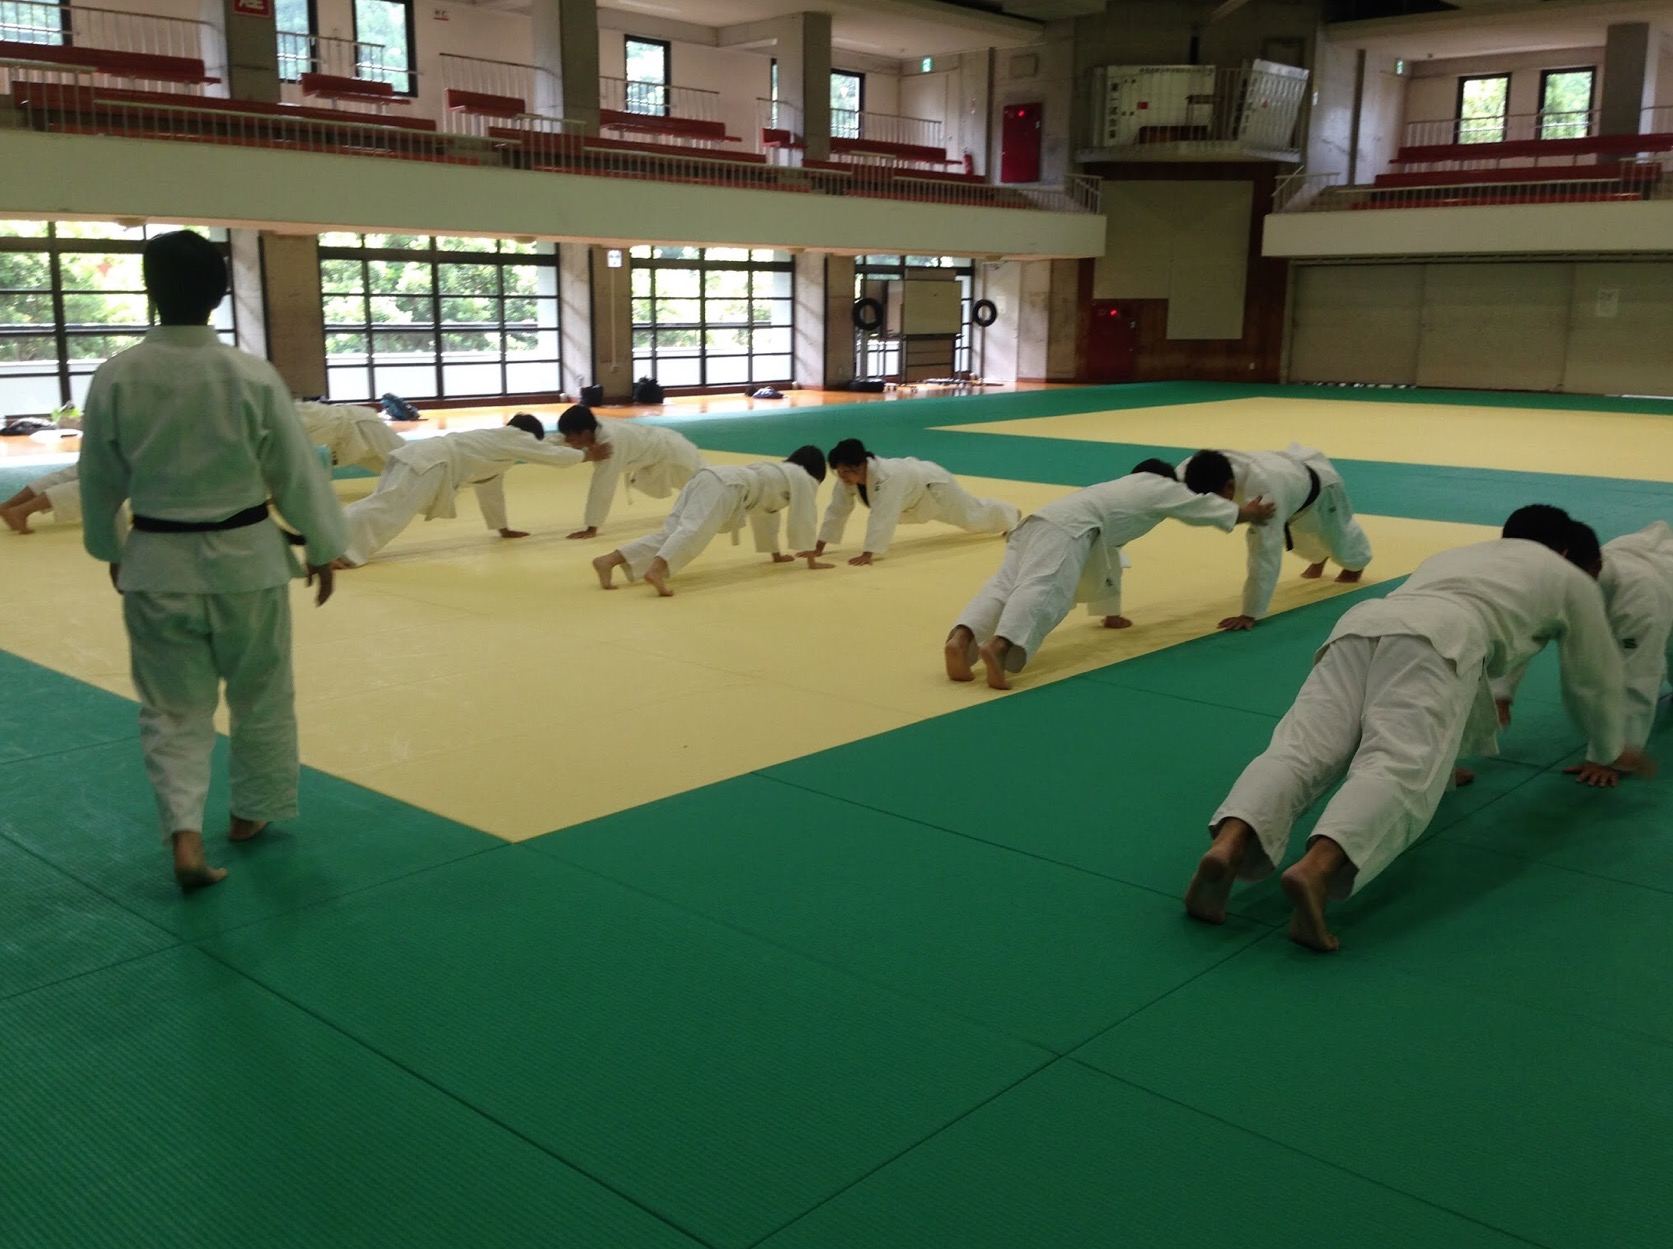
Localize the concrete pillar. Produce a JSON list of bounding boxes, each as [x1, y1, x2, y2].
[[589, 245, 634, 402], [201, 0, 279, 103], [769, 13, 831, 163], [1016, 259, 1081, 383], [558, 242, 593, 398], [259, 233, 327, 396], [228, 229, 267, 360], [532, 0, 600, 134], [1600, 23, 1656, 136]]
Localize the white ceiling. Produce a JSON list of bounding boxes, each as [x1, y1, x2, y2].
[[1332, 0, 1673, 60]]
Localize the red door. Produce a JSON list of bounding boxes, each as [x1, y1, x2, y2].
[[1085, 301, 1136, 382], [999, 102, 1042, 184]]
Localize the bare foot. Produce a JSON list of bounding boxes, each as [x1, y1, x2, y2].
[[1102, 615, 1132, 629], [2, 504, 36, 534], [1280, 862, 1341, 952], [1300, 561, 1326, 579], [592, 553, 620, 589], [229, 816, 268, 842], [1185, 820, 1250, 925], [944, 627, 975, 682], [977, 638, 1012, 691], [1335, 568, 1363, 584], [171, 830, 227, 892], [644, 558, 674, 597], [329, 557, 356, 571]]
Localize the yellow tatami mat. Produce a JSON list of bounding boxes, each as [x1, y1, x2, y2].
[[0, 450, 1484, 840], [940, 396, 1673, 482]]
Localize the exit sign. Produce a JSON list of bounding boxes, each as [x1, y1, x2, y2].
[[233, 0, 272, 16]]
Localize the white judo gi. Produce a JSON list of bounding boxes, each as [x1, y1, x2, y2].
[[954, 472, 1241, 673], [1183, 445, 1373, 619], [580, 419, 705, 530], [1494, 520, 1673, 756], [339, 426, 582, 565], [1212, 539, 1626, 899], [79, 325, 348, 841], [818, 455, 1020, 557], [27, 464, 81, 523], [616, 461, 818, 580], [295, 400, 404, 473]]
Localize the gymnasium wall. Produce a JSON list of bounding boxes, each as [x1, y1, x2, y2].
[[1286, 260, 1673, 396], [1402, 46, 1609, 133]]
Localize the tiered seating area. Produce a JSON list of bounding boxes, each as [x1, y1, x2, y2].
[[0, 38, 215, 85], [1355, 131, 1673, 208]]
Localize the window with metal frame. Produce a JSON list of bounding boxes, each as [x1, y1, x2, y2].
[[625, 36, 670, 116], [629, 246, 794, 389], [353, 0, 415, 95], [0, 221, 236, 417], [1456, 74, 1510, 144], [275, 0, 318, 84], [0, 0, 67, 46], [1538, 67, 1594, 140], [318, 234, 561, 403], [853, 255, 974, 381], [832, 69, 863, 139]]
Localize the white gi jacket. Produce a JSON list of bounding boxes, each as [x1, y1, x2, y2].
[[295, 400, 402, 472], [79, 325, 348, 589], [700, 461, 818, 553], [1327, 539, 1627, 763], [1031, 473, 1240, 615], [386, 427, 581, 531], [818, 455, 953, 556], [581, 420, 705, 529]]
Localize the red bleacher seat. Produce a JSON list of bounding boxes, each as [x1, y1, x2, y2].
[[1396, 132, 1673, 166], [0, 40, 216, 84], [760, 127, 801, 149], [1374, 164, 1662, 190], [13, 79, 440, 138], [597, 108, 737, 144], [829, 135, 950, 166], [300, 72, 404, 104], [445, 88, 525, 118]]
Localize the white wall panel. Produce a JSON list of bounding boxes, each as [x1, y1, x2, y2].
[[1287, 264, 1422, 384], [1416, 263, 1571, 391]]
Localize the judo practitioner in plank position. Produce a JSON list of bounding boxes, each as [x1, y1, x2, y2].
[[334, 415, 593, 567], [813, 439, 1020, 565], [1185, 504, 1651, 953], [2, 464, 81, 534], [591, 445, 831, 595], [556, 404, 705, 539], [945, 459, 1278, 690], [78, 230, 348, 891], [295, 399, 405, 474], [1181, 445, 1373, 631], [1491, 519, 1673, 788]]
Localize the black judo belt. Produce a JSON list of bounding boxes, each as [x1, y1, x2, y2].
[[131, 504, 310, 547], [1283, 466, 1323, 552]]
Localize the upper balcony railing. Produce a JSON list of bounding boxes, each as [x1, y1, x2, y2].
[[1083, 60, 1309, 162], [0, 0, 221, 88], [1404, 108, 1600, 149], [831, 107, 944, 155], [599, 75, 719, 126], [276, 31, 387, 86], [437, 51, 571, 138]]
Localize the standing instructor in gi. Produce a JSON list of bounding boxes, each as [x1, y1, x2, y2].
[[79, 231, 348, 890]]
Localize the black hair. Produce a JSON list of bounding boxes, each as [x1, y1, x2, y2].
[[785, 444, 827, 484], [556, 404, 599, 436], [1565, 521, 1602, 572], [142, 230, 227, 325], [827, 438, 871, 469], [1182, 450, 1234, 495], [1501, 504, 1573, 552], [507, 413, 545, 440], [1131, 458, 1177, 480]]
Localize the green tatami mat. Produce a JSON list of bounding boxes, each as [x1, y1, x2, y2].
[[0, 837, 174, 1001], [0, 650, 137, 765], [760, 1060, 1528, 1249], [1, 946, 702, 1249], [531, 774, 1266, 1053], [206, 849, 1049, 1249], [1076, 935, 1673, 1249], [0, 738, 497, 940]]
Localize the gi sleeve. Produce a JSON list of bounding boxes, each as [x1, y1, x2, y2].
[[1239, 464, 1286, 619], [521, 441, 585, 469], [77, 368, 131, 564], [473, 475, 510, 532], [1556, 576, 1628, 765], [1156, 482, 1240, 532], [258, 373, 350, 567], [1606, 581, 1672, 753], [784, 471, 818, 554], [861, 473, 908, 556], [749, 503, 783, 554], [1490, 660, 1533, 707], [818, 482, 856, 547], [582, 442, 622, 529]]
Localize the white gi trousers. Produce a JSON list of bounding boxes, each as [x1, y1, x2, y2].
[[29, 466, 82, 523], [1211, 633, 1476, 899], [1287, 480, 1372, 572], [340, 461, 445, 566], [123, 587, 298, 841], [923, 481, 1021, 536], [617, 470, 740, 579], [954, 519, 1097, 673]]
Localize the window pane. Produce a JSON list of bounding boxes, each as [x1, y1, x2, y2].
[[704, 328, 749, 352], [0, 372, 63, 413], [324, 294, 369, 324], [372, 364, 436, 398], [654, 357, 701, 387], [442, 330, 497, 353], [374, 330, 436, 355], [0, 332, 58, 363], [320, 232, 363, 247], [704, 269, 750, 298], [654, 298, 701, 324], [752, 327, 791, 354], [321, 259, 364, 293], [0, 292, 53, 322], [625, 38, 667, 84], [1540, 70, 1594, 140], [752, 298, 793, 326], [59, 253, 144, 290], [0, 221, 51, 238], [706, 298, 750, 325], [436, 263, 499, 296], [706, 247, 749, 262], [506, 329, 560, 359], [435, 236, 499, 253], [65, 333, 144, 362], [832, 70, 862, 138], [354, 0, 413, 94], [1459, 76, 1509, 144], [326, 332, 369, 358], [505, 360, 560, 393], [440, 296, 497, 324], [442, 363, 503, 397], [327, 367, 373, 402], [62, 292, 149, 326], [751, 354, 793, 381], [705, 355, 749, 384]]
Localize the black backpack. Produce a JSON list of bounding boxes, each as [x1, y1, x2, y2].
[[632, 376, 665, 404]]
